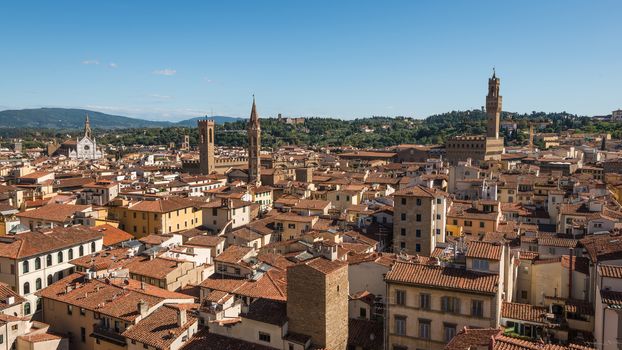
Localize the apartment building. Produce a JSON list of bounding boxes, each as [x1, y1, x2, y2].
[[392, 185, 447, 256]]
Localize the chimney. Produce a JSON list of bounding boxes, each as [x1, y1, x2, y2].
[[177, 308, 187, 327], [6, 296, 15, 305], [137, 300, 149, 317]]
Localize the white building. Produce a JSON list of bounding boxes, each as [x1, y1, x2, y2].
[[0, 226, 103, 317], [68, 115, 103, 160]]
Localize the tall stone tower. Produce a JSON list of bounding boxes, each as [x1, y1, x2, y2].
[[198, 119, 215, 175], [247, 96, 261, 185], [287, 258, 349, 350], [486, 69, 502, 139]]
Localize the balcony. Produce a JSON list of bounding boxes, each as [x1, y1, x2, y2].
[[92, 324, 126, 346]]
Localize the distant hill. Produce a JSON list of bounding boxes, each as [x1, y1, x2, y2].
[[0, 108, 243, 129], [175, 116, 245, 127]]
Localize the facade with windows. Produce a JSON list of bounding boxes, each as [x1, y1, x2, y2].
[[385, 261, 503, 350], [0, 226, 103, 317], [392, 185, 447, 256]]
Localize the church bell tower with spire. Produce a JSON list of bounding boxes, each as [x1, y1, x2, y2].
[[247, 96, 261, 186]]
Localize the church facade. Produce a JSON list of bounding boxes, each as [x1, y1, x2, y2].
[[58, 115, 103, 160]]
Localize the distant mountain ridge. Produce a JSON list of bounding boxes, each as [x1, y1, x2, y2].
[[0, 108, 243, 129]]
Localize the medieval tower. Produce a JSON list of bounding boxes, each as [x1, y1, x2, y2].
[[247, 96, 261, 185], [486, 69, 502, 139], [287, 258, 349, 350], [198, 119, 215, 175]]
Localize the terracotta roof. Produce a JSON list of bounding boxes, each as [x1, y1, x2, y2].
[[0, 282, 26, 310], [240, 298, 287, 326], [214, 245, 254, 265], [501, 302, 548, 324], [601, 290, 622, 308], [445, 327, 502, 350], [580, 233, 622, 262], [186, 235, 225, 248], [561, 255, 590, 275], [182, 330, 275, 350], [18, 333, 65, 343], [466, 241, 503, 260], [599, 264, 622, 279], [348, 318, 383, 350], [90, 224, 134, 247], [0, 225, 102, 259], [393, 185, 445, 198], [385, 262, 499, 294], [16, 203, 91, 222], [129, 197, 202, 213], [122, 304, 198, 350]]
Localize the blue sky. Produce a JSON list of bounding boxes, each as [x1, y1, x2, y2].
[[0, 1, 620, 121]]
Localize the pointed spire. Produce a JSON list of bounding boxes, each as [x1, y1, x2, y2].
[[249, 95, 259, 126], [84, 114, 92, 139], [492, 67, 496, 79]]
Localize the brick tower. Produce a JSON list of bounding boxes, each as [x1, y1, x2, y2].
[[198, 119, 215, 175], [287, 258, 349, 350], [486, 68, 502, 139], [247, 96, 261, 185]]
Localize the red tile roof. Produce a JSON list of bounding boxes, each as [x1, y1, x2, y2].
[[385, 262, 499, 294]]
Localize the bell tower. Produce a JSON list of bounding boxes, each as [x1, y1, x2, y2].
[[198, 119, 215, 175], [247, 96, 261, 186], [486, 69, 502, 139]]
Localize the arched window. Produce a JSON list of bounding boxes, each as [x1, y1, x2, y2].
[[24, 302, 31, 315], [35, 278, 42, 290], [68, 248, 74, 260], [35, 257, 41, 270], [79, 245, 84, 257], [23, 282, 30, 294], [46, 254, 52, 267], [22, 261, 29, 273], [57, 251, 63, 263], [47, 275, 53, 286], [91, 242, 96, 253]]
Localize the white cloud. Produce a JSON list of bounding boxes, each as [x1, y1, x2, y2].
[[108, 62, 118, 68], [153, 68, 176, 76], [150, 94, 172, 100], [82, 59, 100, 65]]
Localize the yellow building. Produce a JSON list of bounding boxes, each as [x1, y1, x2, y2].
[[447, 200, 502, 237], [108, 197, 203, 238]]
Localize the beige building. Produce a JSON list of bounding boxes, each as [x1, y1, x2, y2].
[[385, 261, 502, 350], [392, 185, 447, 256]]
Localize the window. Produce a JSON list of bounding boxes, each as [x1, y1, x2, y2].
[[479, 222, 485, 228], [81, 327, 86, 342], [143, 344, 148, 349], [67, 305, 73, 315], [453, 219, 458, 225], [400, 242, 406, 249], [401, 198, 406, 205], [444, 323, 457, 342], [472, 259, 489, 271], [91, 242, 96, 252], [36, 278, 42, 290], [24, 302, 31, 315], [288, 223, 296, 229], [46, 254, 52, 266], [416, 229, 421, 237], [416, 198, 422, 206], [47, 275, 53, 286], [359, 307, 367, 318], [401, 213, 406, 221], [436, 214, 441, 220], [441, 296, 460, 314], [57, 251, 63, 263], [394, 315, 406, 336], [258, 332, 271, 342], [23, 282, 30, 294], [68, 249, 74, 260], [0, 334, 3, 344], [79, 245, 84, 256], [471, 300, 484, 317], [80, 308, 86, 316], [35, 257, 41, 270], [419, 319, 431, 339], [416, 214, 421, 222], [415, 244, 421, 252], [420, 293, 431, 310], [464, 220, 472, 227], [22, 261, 29, 273], [396, 290, 406, 305], [520, 290, 528, 299], [400, 228, 406, 236]]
